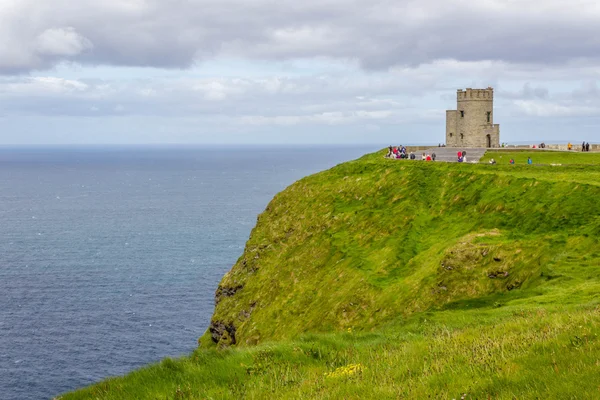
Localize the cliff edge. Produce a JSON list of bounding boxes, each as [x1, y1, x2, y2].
[[202, 150, 600, 347]]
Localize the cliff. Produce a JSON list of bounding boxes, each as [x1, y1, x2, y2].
[[203, 149, 600, 347], [63, 149, 600, 399]]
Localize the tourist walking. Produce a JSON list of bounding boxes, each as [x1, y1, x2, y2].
[[582, 142, 586, 152], [586, 142, 590, 152], [432, 152, 437, 161]]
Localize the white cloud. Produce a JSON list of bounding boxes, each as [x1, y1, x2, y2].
[[36, 27, 93, 57], [0, 77, 88, 95]]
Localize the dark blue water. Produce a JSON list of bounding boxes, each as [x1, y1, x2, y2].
[[0, 145, 375, 399]]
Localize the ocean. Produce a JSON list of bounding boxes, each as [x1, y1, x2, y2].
[[0, 145, 376, 399]]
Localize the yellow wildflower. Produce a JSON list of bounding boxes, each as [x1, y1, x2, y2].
[[324, 363, 364, 379]]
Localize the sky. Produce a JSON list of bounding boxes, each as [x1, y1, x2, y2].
[[1, 0, 600, 145]]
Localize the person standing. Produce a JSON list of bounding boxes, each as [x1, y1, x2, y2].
[[583, 141, 586, 152], [586, 142, 590, 152], [528, 157, 533, 165], [432, 152, 437, 161]]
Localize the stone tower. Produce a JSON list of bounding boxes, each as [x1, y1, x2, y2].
[[446, 87, 500, 148]]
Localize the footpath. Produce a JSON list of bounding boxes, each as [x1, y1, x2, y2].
[[424, 147, 487, 163]]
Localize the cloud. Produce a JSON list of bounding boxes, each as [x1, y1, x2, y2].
[[0, 76, 89, 96], [498, 83, 549, 100], [514, 100, 600, 117], [2, 0, 600, 73], [0, 67, 433, 120], [2, 60, 600, 121], [36, 27, 93, 57]]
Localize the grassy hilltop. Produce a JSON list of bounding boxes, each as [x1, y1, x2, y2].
[[63, 150, 600, 399]]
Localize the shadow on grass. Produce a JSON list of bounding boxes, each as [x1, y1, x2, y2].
[[439, 288, 545, 311]]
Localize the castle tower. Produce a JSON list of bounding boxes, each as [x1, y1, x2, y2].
[[446, 87, 500, 148]]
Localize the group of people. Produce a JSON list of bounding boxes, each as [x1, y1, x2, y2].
[[385, 146, 437, 161], [567, 142, 592, 151], [457, 151, 467, 163], [582, 142, 592, 152]]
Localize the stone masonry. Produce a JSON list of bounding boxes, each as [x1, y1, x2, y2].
[[446, 87, 500, 148]]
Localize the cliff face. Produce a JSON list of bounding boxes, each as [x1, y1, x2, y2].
[[202, 151, 600, 347]]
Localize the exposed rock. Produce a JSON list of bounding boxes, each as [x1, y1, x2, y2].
[[215, 284, 243, 305], [241, 258, 259, 274], [209, 320, 236, 345], [442, 263, 453, 271], [488, 271, 509, 279]]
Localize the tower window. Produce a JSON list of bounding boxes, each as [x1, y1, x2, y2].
[[460, 111, 464, 118], [460, 133, 464, 140], [450, 132, 453, 137], [487, 112, 491, 123]]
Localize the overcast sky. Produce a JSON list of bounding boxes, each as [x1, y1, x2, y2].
[[1, 0, 600, 145]]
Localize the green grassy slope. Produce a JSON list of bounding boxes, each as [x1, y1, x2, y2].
[[62, 150, 600, 399], [203, 150, 600, 347]]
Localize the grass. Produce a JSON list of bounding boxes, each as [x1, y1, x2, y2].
[[61, 305, 600, 399], [61, 149, 600, 399], [480, 149, 600, 165]]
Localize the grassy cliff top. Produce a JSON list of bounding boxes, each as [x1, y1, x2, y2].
[[62, 149, 600, 400], [203, 149, 600, 347]]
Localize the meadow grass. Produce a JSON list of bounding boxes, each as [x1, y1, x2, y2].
[[61, 149, 600, 399], [480, 149, 600, 165], [61, 304, 600, 399]]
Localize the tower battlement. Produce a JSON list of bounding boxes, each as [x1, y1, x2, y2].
[[446, 87, 500, 148], [457, 87, 494, 100]]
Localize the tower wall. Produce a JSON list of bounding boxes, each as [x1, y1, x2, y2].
[[446, 87, 499, 148], [446, 110, 458, 146]]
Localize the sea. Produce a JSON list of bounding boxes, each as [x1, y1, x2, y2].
[[0, 145, 376, 400]]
